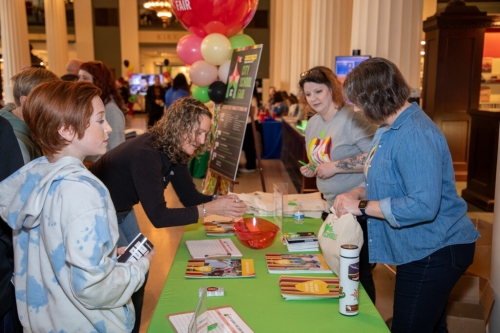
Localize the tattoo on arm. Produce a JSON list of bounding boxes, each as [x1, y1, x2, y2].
[[335, 154, 367, 171]]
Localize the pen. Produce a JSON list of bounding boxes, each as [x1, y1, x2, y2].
[[299, 160, 316, 171]]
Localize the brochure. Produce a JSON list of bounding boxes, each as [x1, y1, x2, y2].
[[185, 259, 255, 278], [117, 233, 154, 263], [279, 276, 340, 301], [265, 254, 331, 274]]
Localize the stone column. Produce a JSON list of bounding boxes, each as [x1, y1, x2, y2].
[[351, 0, 423, 89], [74, 0, 94, 61], [119, 0, 140, 79], [44, 0, 69, 76], [0, 0, 31, 104]]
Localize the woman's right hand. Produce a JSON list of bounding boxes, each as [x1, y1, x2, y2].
[[205, 195, 248, 219], [300, 165, 316, 178]]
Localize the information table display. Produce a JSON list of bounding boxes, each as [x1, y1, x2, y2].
[[147, 217, 389, 333]]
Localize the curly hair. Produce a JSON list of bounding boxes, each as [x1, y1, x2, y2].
[[80, 61, 124, 110], [298, 66, 344, 116], [343, 57, 410, 123], [150, 97, 212, 164]]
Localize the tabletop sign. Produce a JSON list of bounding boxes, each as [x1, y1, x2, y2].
[[209, 44, 263, 180]]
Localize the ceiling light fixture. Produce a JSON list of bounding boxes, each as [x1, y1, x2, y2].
[[143, 1, 173, 28]]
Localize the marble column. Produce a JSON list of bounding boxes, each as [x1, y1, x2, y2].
[[119, 0, 140, 79], [351, 0, 423, 89], [0, 0, 31, 104], [44, 0, 69, 76], [74, 0, 94, 61]]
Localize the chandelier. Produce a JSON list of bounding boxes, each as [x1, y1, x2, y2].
[[144, 1, 173, 28]]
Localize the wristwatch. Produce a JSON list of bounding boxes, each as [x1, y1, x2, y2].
[[358, 200, 369, 217]]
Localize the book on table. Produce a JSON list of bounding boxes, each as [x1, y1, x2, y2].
[[279, 275, 340, 301], [202, 214, 235, 236], [283, 232, 319, 252], [265, 254, 332, 274], [185, 258, 255, 278], [185, 238, 243, 259]]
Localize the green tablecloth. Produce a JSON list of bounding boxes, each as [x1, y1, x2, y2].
[[147, 217, 390, 333]]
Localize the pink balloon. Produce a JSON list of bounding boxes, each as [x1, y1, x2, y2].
[[172, 0, 258, 38], [189, 60, 218, 87], [176, 34, 204, 65]]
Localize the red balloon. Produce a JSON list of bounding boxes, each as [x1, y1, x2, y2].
[[172, 0, 258, 38]]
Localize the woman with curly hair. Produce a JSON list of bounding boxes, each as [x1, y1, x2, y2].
[[79, 61, 125, 157], [89, 97, 247, 333]]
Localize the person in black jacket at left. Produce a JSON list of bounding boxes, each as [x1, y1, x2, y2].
[[0, 117, 23, 332]]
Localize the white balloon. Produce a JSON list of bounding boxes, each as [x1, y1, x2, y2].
[[189, 60, 218, 87], [218, 60, 231, 84], [200, 33, 232, 66]]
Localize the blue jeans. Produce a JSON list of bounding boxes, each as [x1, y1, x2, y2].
[[391, 242, 475, 333], [117, 210, 147, 333]]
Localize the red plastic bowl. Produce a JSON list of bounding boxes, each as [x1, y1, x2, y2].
[[233, 217, 280, 249]]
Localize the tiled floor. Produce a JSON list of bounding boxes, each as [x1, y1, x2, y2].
[[127, 113, 494, 332]]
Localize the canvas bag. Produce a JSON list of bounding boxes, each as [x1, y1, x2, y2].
[[318, 210, 364, 276]]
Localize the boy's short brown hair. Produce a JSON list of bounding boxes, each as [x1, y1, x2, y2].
[[23, 81, 102, 157], [11, 68, 59, 107]]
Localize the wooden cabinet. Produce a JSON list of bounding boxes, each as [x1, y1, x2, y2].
[[461, 109, 500, 211], [281, 119, 318, 193], [422, 3, 495, 181]]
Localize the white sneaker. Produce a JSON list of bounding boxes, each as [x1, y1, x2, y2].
[[239, 168, 257, 174]]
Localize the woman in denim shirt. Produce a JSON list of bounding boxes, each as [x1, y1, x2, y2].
[[333, 57, 479, 333]]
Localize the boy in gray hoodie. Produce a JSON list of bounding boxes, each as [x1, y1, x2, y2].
[[0, 81, 154, 332]]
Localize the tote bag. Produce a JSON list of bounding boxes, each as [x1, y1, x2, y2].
[[318, 210, 364, 276]]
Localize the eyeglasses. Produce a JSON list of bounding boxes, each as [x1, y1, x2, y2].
[[300, 68, 326, 80]]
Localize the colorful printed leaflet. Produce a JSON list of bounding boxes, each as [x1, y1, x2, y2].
[[279, 276, 340, 301], [265, 254, 332, 274], [203, 215, 235, 236], [185, 259, 255, 278], [168, 306, 254, 333]]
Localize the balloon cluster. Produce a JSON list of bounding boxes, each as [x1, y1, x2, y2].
[[123, 59, 134, 78], [172, 0, 258, 103]]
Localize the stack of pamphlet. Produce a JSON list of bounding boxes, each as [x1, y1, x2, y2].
[[283, 232, 319, 252]]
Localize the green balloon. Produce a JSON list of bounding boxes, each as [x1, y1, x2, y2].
[[229, 34, 255, 50], [192, 85, 210, 103]]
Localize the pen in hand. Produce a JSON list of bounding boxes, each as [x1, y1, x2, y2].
[[299, 160, 316, 171]]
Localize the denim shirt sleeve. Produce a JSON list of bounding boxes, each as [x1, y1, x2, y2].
[[380, 126, 444, 228]]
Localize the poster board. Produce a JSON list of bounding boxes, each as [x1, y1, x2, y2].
[[209, 45, 263, 181]]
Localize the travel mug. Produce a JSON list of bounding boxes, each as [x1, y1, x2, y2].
[[339, 244, 360, 316]]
